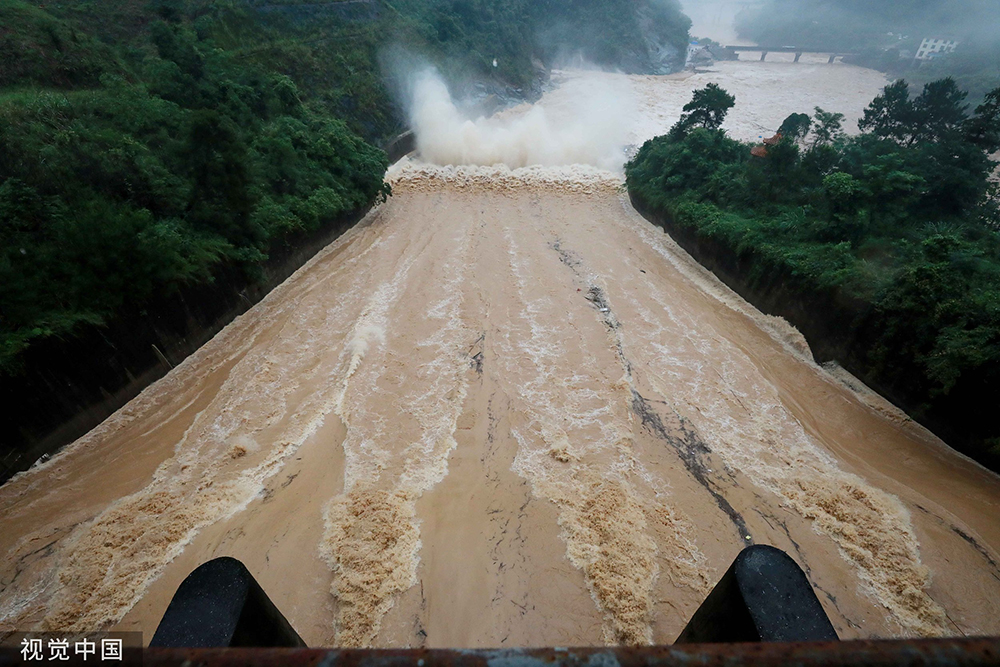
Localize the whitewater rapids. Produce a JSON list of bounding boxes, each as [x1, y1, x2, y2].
[[2, 61, 1000, 646]]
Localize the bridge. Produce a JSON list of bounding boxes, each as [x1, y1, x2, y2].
[[250, 0, 379, 22], [724, 45, 857, 63]]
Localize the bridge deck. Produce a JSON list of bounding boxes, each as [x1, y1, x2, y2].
[[722, 46, 856, 63], [724, 45, 854, 54]]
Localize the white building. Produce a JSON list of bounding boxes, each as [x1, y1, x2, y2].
[[915, 37, 960, 60]]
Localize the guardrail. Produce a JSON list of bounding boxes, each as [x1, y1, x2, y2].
[[134, 639, 1000, 666]]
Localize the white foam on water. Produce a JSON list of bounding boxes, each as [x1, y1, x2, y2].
[[497, 227, 709, 645], [321, 221, 476, 647], [0, 215, 391, 632], [409, 68, 633, 172], [613, 202, 949, 636], [388, 158, 624, 196], [0, 220, 387, 503]]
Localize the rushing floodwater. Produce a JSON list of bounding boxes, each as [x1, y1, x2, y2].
[[2, 61, 1000, 647]]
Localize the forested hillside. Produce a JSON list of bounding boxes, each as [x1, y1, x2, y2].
[[735, 0, 1000, 105], [627, 80, 1000, 471], [1, 0, 692, 374], [0, 0, 391, 379], [0, 0, 691, 478]]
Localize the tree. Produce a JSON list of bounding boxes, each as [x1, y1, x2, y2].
[[778, 112, 812, 143], [683, 83, 736, 130], [150, 21, 204, 80], [861, 78, 971, 146], [184, 110, 256, 247], [766, 137, 800, 177], [152, 0, 186, 22], [811, 107, 846, 147], [823, 171, 862, 212], [668, 83, 736, 138], [964, 87, 1000, 152], [911, 78, 969, 144], [821, 171, 867, 244], [858, 80, 914, 144], [861, 157, 925, 229]]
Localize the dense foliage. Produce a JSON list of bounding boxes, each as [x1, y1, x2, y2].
[[229, 0, 690, 141], [626, 81, 1000, 470], [0, 0, 693, 378], [530, 0, 690, 73], [734, 0, 1000, 106], [0, 0, 390, 375], [667, 82, 736, 139]]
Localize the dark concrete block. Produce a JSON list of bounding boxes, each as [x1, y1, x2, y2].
[[150, 557, 306, 648], [675, 545, 839, 643]]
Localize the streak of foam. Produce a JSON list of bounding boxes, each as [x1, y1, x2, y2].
[[321, 222, 474, 646], [0, 213, 391, 630], [0, 574, 47, 626], [387, 158, 624, 196], [614, 200, 949, 636], [0, 215, 386, 505], [332, 249, 421, 492], [321, 490, 420, 648], [617, 199, 816, 364], [334, 301, 391, 425], [498, 229, 708, 645]]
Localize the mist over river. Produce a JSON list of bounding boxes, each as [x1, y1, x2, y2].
[[3, 54, 1000, 647]]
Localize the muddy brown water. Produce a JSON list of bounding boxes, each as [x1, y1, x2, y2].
[[2, 165, 999, 646], [2, 63, 1000, 647]]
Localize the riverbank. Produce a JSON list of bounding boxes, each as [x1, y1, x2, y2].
[[0, 202, 382, 484], [625, 186, 1000, 474]]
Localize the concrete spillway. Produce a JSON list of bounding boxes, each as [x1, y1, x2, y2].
[[2, 62, 1000, 647]]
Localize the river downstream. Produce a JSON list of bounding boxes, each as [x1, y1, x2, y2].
[[2, 60, 1000, 647]]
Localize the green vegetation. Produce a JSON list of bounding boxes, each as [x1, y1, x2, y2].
[[0, 0, 120, 87], [626, 81, 1000, 470], [229, 0, 690, 141], [0, 0, 693, 379], [667, 82, 735, 139], [530, 0, 690, 72], [735, 0, 1000, 106], [0, 0, 391, 375]]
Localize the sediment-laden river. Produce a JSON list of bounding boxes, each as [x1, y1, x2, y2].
[[2, 60, 1000, 647]]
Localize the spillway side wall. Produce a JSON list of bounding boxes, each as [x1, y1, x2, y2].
[[628, 191, 995, 472], [0, 203, 375, 484]]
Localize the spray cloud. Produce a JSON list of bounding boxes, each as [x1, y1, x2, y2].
[[408, 68, 634, 172]]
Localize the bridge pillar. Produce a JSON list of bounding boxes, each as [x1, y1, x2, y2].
[[760, 51, 768, 61], [794, 52, 802, 62]]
